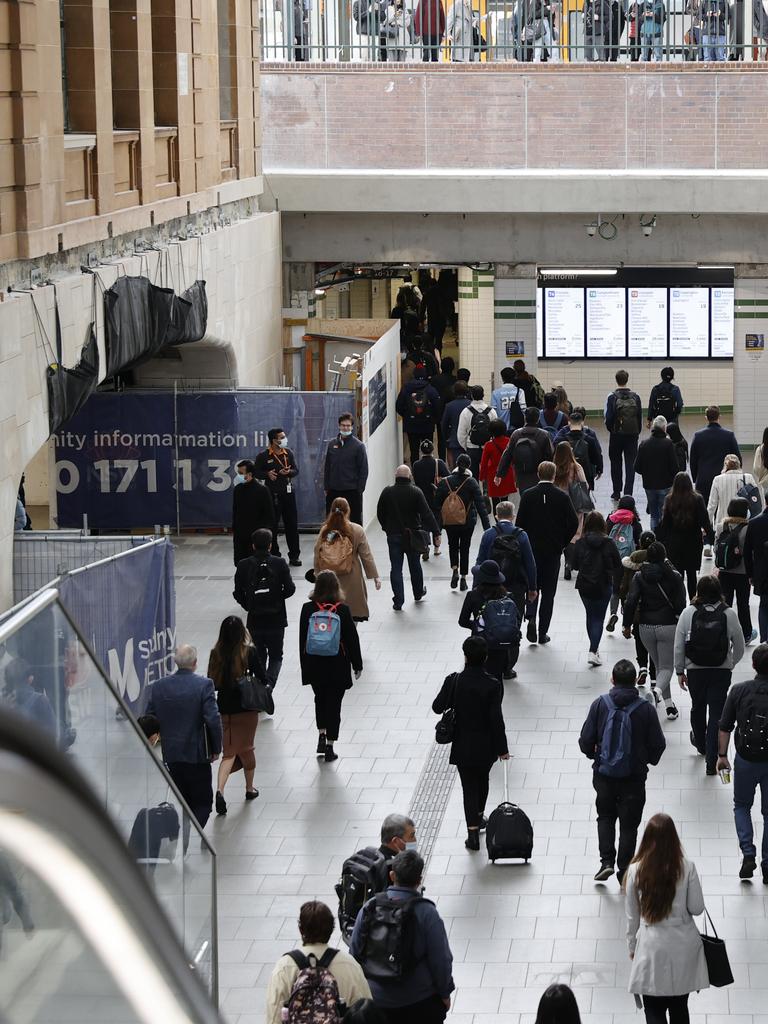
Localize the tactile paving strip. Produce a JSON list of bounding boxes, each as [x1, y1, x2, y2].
[[407, 742, 456, 873]]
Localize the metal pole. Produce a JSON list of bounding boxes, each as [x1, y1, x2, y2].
[[744, 0, 754, 59], [174, 380, 181, 536]]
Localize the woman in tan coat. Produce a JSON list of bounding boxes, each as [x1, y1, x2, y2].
[[313, 498, 381, 621]]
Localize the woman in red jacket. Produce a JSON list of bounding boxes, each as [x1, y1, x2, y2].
[[414, 0, 446, 60], [480, 419, 517, 515]]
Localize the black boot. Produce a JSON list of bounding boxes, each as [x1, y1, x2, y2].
[[465, 829, 480, 851]]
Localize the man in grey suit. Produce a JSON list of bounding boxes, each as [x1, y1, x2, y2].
[[146, 644, 223, 831]]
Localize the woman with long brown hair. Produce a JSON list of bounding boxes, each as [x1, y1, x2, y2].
[[207, 615, 264, 814], [553, 440, 588, 579], [625, 813, 708, 1023], [656, 472, 714, 599], [313, 497, 381, 621]]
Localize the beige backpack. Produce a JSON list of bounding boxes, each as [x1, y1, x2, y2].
[[441, 478, 468, 526], [317, 532, 354, 575]]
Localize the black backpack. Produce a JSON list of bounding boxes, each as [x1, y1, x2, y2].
[[408, 388, 430, 420], [654, 382, 677, 422], [569, 434, 592, 480], [356, 892, 430, 979], [506, 390, 525, 430], [246, 558, 280, 614], [614, 390, 640, 435], [738, 682, 768, 761], [490, 525, 525, 587], [512, 435, 538, 476], [469, 406, 493, 447], [684, 603, 729, 666], [335, 847, 388, 944], [715, 523, 744, 572]]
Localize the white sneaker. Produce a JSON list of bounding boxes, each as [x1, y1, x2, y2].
[[588, 651, 602, 666], [703, 546, 713, 559]]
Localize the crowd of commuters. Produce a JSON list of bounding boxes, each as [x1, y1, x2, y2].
[[129, 357, 768, 1024]]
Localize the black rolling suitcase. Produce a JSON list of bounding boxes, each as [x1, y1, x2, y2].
[[486, 760, 534, 863]]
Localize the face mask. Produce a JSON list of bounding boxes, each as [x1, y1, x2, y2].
[[234, 473, 245, 486], [405, 841, 418, 854], [339, 428, 353, 437], [278, 439, 288, 448]]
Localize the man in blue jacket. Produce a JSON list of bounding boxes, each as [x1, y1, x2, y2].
[[324, 413, 369, 526], [491, 366, 527, 432], [475, 501, 537, 618], [440, 381, 471, 469], [396, 366, 442, 465], [146, 644, 223, 832], [351, 849, 454, 1023]]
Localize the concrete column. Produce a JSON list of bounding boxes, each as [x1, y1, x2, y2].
[[733, 270, 768, 447], [494, 264, 537, 383], [457, 266, 495, 393]]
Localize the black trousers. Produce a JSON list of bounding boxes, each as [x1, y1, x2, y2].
[[326, 489, 363, 526], [446, 524, 475, 575], [310, 680, 348, 741], [720, 572, 753, 640], [382, 994, 447, 1024], [593, 773, 646, 872], [407, 431, 434, 464], [532, 549, 561, 636], [457, 764, 492, 828], [485, 644, 520, 682], [167, 761, 213, 830], [688, 668, 731, 768], [270, 491, 300, 560], [670, 555, 700, 599], [468, 447, 482, 480], [642, 994, 690, 1024], [247, 621, 285, 686], [608, 433, 639, 498]]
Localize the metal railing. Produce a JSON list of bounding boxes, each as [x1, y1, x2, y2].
[[260, 0, 768, 62]]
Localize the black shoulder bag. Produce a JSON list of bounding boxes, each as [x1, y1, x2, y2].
[[238, 647, 275, 714], [435, 673, 459, 744], [699, 908, 734, 987], [394, 491, 430, 556]]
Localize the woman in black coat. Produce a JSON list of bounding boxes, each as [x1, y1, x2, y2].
[[458, 559, 521, 682], [432, 636, 509, 851], [299, 569, 362, 763], [435, 452, 491, 591], [656, 471, 714, 599], [412, 439, 449, 559], [572, 511, 623, 668]]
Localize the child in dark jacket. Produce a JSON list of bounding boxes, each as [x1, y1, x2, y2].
[[613, 531, 658, 699]]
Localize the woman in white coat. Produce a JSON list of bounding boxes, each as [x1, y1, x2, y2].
[[384, 0, 412, 59], [446, 0, 475, 59], [707, 453, 758, 528], [625, 813, 708, 1024]]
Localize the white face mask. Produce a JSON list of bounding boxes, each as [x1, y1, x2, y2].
[[339, 428, 353, 437], [278, 438, 288, 448], [234, 473, 245, 486], [404, 841, 418, 853]]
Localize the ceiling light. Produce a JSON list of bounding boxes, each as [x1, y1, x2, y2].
[[539, 268, 618, 276], [314, 288, 326, 297], [698, 264, 734, 270]]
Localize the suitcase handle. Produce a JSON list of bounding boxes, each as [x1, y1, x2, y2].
[[503, 756, 509, 804]]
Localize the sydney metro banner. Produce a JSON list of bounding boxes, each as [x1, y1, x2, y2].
[[54, 390, 354, 530]]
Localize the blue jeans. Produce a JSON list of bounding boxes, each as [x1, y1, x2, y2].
[[387, 533, 425, 609], [702, 33, 726, 59], [645, 487, 670, 531], [734, 753, 768, 865], [580, 587, 612, 653], [640, 34, 662, 60]]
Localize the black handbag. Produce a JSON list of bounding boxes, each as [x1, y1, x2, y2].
[[405, 528, 430, 556], [238, 672, 275, 715], [699, 909, 734, 988], [435, 673, 458, 744]]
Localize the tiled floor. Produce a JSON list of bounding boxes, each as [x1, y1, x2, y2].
[[174, 416, 768, 1024]]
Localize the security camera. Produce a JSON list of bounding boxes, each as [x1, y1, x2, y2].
[[640, 214, 656, 237], [642, 224, 653, 237], [586, 224, 597, 237]]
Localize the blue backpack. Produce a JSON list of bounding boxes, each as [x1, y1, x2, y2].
[[306, 603, 341, 656], [478, 598, 521, 648], [608, 520, 635, 559], [597, 693, 645, 778]]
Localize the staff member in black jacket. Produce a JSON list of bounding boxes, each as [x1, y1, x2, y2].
[[377, 465, 440, 611], [516, 461, 579, 646], [253, 427, 302, 566], [299, 570, 363, 763], [633, 416, 680, 531], [324, 413, 369, 526], [432, 636, 509, 851], [232, 460, 274, 565]]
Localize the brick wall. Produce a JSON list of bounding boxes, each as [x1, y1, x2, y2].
[[261, 63, 768, 171]]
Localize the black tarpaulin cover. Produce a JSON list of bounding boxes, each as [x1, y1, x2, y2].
[[47, 326, 99, 433], [104, 275, 175, 375], [166, 280, 208, 347]]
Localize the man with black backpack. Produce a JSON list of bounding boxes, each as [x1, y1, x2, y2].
[[475, 501, 537, 619], [495, 406, 554, 495], [350, 849, 454, 1023], [579, 659, 666, 885], [233, 528, 296, 687], [266, 900, 371, 1024], [717, 644, 768, 882], [647, 366, 684, 428], [604, 370, 643, 504], [395, 366, 442, 465], [457, 385, 497, 480]]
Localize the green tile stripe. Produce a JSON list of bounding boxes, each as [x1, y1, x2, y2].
[[495, 300, 536, 307], [459, 269, 495, 300], [494, 312, 536, 319], [735, 299, 768, 306], [735, 311, 768, 319]]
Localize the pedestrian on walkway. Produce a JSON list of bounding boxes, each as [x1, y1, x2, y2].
[[314, 497, 381, 622], [634, 416, 679, 531], [579, 659, 666, 884], [435, 453, 491, 592], [510, 358, 545, 410], [689, 405, 741, 507], [457, 386, 497, 479], [553, 439, 589, 580], [647, 366, 684, 427], [606, 495, 643, 628], [538, 392, 568, 439], [753, 426, 768, 496], [207, 616, 264, 814], [604, 370, 643, 502], [475, 500, 537, 619], [412, 439, 449, 557], [459, 560, 521, 681], [232, 459, 274, 564], [430, 357, 457, 458], [666, 421, 689, 473], [146, 644, 223, 831], [656, 472, 714, 598], [552, 410, 603, 492], [625, 814, 708, 1023], [441, 380, 471, 469], [717, 643, 768, 882], [253, 427, 302, 565], [615, 530, 658, 690], [534, 984, 582, 1024], [233, 528, 296, 687], [716, 497, 756, 644], [676, 573, 745, 775], [266, 900, 371, 1024], [496, 406, 554, 495], [490, 365, 527, 432], [516, 461, 578, 645], [432, 636, 509, 849], [479, 419, 517, 514], [744, 494, 768, 643], [376, 465, 440, 610], [299, 570, 363, 763], [324, 413, 369, 526], [622, 541, 686, 720], [396, 366, 442, 465], [708, 453, 758, 529], [572, 511, 623, 667]]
